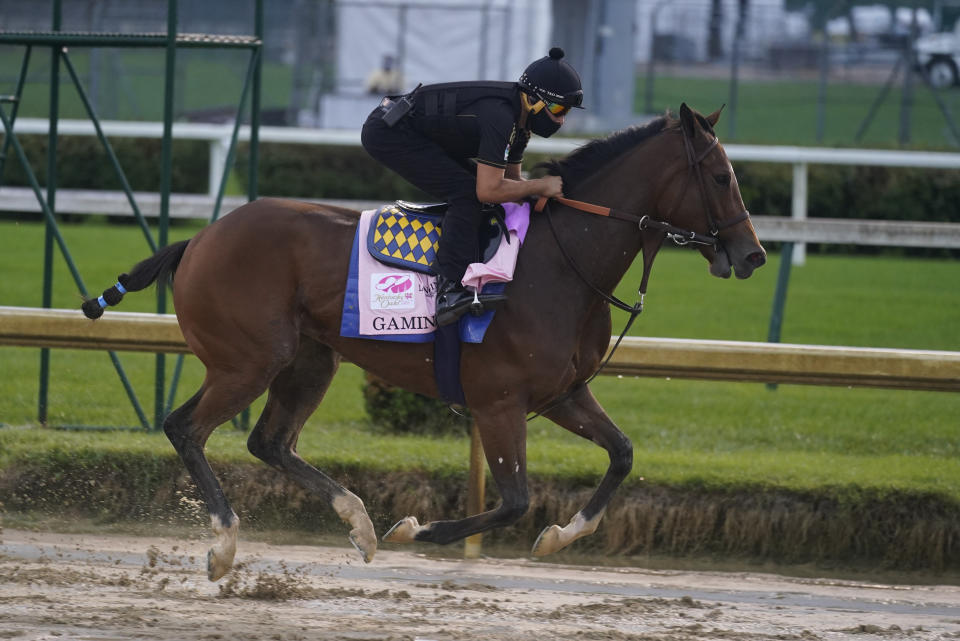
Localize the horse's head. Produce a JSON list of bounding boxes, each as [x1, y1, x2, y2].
[[661, 103, 766, 279]]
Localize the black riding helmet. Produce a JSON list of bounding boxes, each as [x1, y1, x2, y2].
[[518, 47, 583, 108]]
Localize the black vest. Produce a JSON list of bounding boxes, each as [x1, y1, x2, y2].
[[411, 81, 520, 136]]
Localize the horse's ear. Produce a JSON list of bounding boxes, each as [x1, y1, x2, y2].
[[706, 104, 725, 127], [679, 102, 696, 138]]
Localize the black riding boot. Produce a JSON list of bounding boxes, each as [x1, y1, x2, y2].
[[435, 276, 509, 327], [435, 277, 475, 327]]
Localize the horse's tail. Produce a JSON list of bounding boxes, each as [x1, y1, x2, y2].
[[81, 240, 190, 319]]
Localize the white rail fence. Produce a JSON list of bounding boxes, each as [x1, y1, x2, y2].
[[4, 118, 960, 253]]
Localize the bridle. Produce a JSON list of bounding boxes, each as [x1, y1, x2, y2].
[[526, 123, 751, 420], [676, 129, 751, 241], [532, 124, 751, 307]]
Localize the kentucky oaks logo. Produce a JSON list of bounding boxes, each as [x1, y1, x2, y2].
[[370, 273, 415, 310]]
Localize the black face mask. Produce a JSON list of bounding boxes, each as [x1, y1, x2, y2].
[[528, 109, 562, 138]]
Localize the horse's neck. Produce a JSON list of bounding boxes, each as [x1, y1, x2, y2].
[[560, 145, 666, 293]]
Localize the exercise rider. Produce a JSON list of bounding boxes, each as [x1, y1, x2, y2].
[[361, 47, 584, 326]]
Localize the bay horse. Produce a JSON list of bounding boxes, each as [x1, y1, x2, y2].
[[83, 104, 765, 581]]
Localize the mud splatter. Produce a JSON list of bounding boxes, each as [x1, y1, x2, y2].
[[1, 528, 959, 641]]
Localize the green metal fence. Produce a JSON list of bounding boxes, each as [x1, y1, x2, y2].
[[0, 0, 264, 430]]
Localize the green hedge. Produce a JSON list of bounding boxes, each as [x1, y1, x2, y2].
[[234, 143, 432, 202], [736, 162, 960, 223], [235, 144, 960, 233], [737, 162, 960, 257], [4, 135, 958, 232], [362, 372, 470, 437], [0, 134, 209, 194]]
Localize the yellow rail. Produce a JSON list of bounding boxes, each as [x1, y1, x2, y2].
[[0, 306, 189, 354], [607, 337, 960, 392], [1, 305, 959, 392]]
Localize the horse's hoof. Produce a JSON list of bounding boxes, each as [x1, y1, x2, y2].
[[531, 524, 563, 557], [332, 493, 377, 562], [207, 548, 231, 582], [348, 528, 376, 563], [207, 513, 238, 582], [532, 512, 603, 558], [383, 516, 421, 543]]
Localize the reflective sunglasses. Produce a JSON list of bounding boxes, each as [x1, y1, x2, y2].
[[544, 101, 572, 116]]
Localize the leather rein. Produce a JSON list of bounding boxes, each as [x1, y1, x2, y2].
[[525, 127, 751, 419]]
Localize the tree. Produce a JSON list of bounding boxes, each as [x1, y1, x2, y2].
[[708, 0, 725, 59]]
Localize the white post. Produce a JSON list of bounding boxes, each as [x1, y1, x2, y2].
[[208, 136, 230, 198], [791, 161, 807, 266]]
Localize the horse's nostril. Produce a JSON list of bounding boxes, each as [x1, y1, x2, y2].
[[747, 252, 766, 267]]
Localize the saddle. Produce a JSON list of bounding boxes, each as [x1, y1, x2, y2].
[[367, 201, 506, 275]]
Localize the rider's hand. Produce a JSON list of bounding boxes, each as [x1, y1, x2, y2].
[[539, 175, 564, 199]]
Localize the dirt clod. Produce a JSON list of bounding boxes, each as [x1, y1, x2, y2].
[[1, 528, 959, 641]]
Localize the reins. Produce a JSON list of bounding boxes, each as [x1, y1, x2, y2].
[[535, 195, 723, 248]]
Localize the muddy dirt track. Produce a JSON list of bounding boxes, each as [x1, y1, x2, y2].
[[2, 528, 960, 641]]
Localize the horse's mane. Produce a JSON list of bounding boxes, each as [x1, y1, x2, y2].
[[539, 114, 680, 189]]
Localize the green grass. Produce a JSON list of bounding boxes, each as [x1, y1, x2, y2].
[[4, 45, 957, 149], [0, 48, 293, 121], [640, 75, 960, 148], [1, 218, 959, 500], [613, 245, 960, 351]]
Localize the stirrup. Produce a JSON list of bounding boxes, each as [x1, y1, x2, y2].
[[469, 289, 484, 316], [468, 288, 508, 317]]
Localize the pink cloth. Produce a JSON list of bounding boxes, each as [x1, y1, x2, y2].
[[461, 201, 530, 290], [356, 201, 530, 336], [357, 209, 437, 336]]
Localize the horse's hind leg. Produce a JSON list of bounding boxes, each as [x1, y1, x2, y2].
[[164, 369, 273, 581], [246, 336, 377, 562], [531, 384, 633, 556], [384, 405, 530, 545]]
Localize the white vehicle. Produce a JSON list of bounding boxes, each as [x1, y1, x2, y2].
[[915, 20, 960, 88]]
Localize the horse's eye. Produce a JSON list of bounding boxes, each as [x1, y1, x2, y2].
[[714, 173, 730, 186]]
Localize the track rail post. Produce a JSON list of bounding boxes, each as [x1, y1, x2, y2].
[[464, 421, 486, 559]]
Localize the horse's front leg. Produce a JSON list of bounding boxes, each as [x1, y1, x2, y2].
[[531, 384, 633, 557], [384, 405, 529, 545]]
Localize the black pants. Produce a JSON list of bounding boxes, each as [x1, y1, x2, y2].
[[361, 107, 483, 282]]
